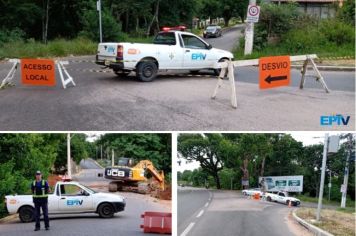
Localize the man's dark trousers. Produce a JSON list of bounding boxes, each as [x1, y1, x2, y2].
[[34, 198, 49, 229]]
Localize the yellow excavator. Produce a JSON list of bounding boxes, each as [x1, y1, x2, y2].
[[102, 157, 165, 193]]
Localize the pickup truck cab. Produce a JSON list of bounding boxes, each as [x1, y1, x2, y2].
[[265, 191, 300, 206], [95, 30, 233, 82], [5, 181, 126, 222]]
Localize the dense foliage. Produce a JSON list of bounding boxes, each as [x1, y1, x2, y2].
[[0, 0, 248, 43], [95, 133, 171, 175], [178, 133, 355, 204], [236, 2, 355, 58]]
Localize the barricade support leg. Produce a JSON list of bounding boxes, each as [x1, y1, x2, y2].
[[0, 59, 19, 89]]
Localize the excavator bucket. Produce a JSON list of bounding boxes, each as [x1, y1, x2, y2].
[[140, 211, 172, 234]]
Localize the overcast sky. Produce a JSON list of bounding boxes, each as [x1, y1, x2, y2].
[[177, 132, 346, 172]]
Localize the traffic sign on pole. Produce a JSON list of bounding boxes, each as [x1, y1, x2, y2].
[[246, 5, 260, 23]]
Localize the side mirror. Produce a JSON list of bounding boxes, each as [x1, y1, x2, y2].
[[207, 44, 213, 50]]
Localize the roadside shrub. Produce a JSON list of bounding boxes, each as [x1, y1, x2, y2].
[[319, 20, 355, 45], [254, 2, 300, 48], [0, 28, 25, 44], [79, 8, 126, 42]]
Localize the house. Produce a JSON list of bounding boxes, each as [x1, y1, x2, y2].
[[268, 0, 344, 19]]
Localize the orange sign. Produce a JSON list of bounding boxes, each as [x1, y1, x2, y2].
[[21, 59, 55, 86], [259, 56, 290, 89]]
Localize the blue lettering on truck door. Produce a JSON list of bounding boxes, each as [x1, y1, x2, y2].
[[192, 53, 206, 60], [67, 199, 83, 206]]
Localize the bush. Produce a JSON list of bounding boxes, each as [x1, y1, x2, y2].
[[79, 8, 127, 42], [0, 28, 25, 44], [319, 20, 355, 45], [254, 2, 300, 48]]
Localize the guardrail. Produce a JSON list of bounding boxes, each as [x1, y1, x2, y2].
[[212, 54, 330, 108]]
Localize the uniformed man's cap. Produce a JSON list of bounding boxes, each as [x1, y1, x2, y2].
[[35, 171, 42, 175]]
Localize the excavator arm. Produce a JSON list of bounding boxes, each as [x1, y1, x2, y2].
[[134, 160, 165, 190]]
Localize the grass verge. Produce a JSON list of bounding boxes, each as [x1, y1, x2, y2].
[[0, 36, 153, 59], [296, 207, 355, 236], [297, 195, 355, 209]]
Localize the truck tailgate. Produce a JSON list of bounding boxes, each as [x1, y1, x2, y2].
[[97, 43, 118, 59]]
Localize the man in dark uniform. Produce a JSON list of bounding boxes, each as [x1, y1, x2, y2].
[[31, 171, 50, 231]]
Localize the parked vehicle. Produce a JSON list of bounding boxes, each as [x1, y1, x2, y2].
[[242, 188, 263, 196], [96, 29, 233, 82], [265, 191, 301, 206], [203, 25, 222, 38], [5, 181, 126, 222]]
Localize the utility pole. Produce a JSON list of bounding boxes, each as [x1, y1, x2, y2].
[[97, 0, 102, 42], [100, 145, 103, 160], [244, 0, 256, 55], [111, 149, 114, 167], [328, 170, 331, 201], [341, 134, 352, 208], [67, 133, 72, 179], [316, 133, 329, 221], [230, 177, 233, 190]]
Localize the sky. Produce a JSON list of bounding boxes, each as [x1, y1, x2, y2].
[[177, 132, 346, 172]]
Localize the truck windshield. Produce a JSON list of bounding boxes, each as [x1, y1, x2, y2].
[[153, 32, 176, 45]]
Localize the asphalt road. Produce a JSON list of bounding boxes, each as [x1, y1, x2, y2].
[[178, 188, 310, 236], [0, 25, 354, 131], [0, 158, 169, 236]]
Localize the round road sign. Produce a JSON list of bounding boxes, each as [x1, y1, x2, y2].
[[249, 6, 259, 16]]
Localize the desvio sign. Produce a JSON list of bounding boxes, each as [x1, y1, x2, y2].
[[21, 59, 56, 86], [320, 114, 350, 126]]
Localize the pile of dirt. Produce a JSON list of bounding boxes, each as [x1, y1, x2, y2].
[[151, 185, 171, 200]]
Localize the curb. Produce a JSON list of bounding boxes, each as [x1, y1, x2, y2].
[[291, 65, 355, 72], [292, 209, 334, 236]]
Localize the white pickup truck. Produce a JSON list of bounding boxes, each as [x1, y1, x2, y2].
[[95, 30, 233, 82], [5, 181, 126, 222], [265, 191, 301, 206]]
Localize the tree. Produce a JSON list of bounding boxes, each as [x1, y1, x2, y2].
[[97, 133, 171, 174], [178, 134, 226, 189]]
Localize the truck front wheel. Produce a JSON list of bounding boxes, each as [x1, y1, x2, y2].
[[267, 196, 272, 202], [19, 206, 34, 223], [98, 203, 115, 218], [136, 61, 158, 82]]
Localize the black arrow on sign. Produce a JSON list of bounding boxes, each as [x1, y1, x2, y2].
[[265, 75, 287, 84]]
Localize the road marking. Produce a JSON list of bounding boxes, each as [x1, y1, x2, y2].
[[204, 202, 209, 207], [196, 210, 204, 218], [180, 222, 195, 236]]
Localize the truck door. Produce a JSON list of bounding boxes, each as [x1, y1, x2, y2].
[[58, 183, 93, 212], [181, 34, 213, 69], [277, 192, 285, 203], [153, 32, 184, 69]]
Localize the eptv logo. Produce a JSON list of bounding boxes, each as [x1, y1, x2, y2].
[[320, 114, 350, 126], [67, 199, 83, 206]]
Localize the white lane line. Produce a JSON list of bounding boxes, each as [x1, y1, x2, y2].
[[204, 202, 209, 207], [196, 210, 204, 218], [180, 222, 195, 236]]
